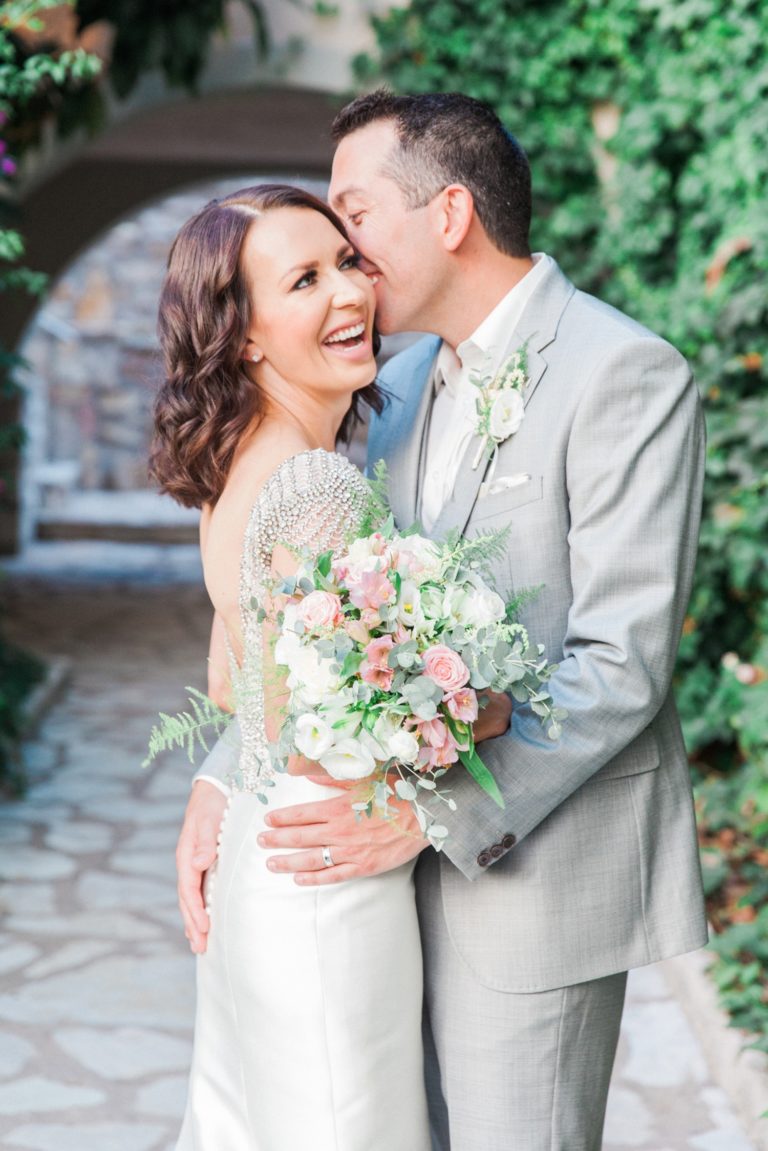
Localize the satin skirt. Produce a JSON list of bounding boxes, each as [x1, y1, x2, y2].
[[176, 774, 430, 1151]]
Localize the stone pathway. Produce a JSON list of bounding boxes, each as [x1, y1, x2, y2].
[[0, 571, 758, 1150]]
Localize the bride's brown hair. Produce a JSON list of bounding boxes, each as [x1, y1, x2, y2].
[[150, 184, 384, 508]]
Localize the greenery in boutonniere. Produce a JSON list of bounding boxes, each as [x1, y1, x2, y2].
[[470, 345, 528, 471]]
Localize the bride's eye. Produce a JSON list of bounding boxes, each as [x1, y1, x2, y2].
[[292, 269, 316, 290], [339, 252, 361, 271]]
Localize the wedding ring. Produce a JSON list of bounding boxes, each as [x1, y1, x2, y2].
[[321, 845, 334, 868]]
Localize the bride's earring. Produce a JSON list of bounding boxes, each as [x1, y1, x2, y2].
[[251, 351, 262, 363]]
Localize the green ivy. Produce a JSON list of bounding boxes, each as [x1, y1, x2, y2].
[[358, 0, 768, 1039]]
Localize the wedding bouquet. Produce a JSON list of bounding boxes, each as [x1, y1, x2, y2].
[[145, 467, 566, 848], [260, 490, 565, 847]]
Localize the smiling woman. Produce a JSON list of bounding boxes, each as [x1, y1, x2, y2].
[[149, 184, 383, 511], [148, 183, 430, 1150]]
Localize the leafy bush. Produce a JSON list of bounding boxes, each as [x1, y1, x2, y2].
[[357, 0, 768, 1036], [0, 619, 45, 795]]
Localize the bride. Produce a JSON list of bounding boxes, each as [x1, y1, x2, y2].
[[150, 184, 431, 1150]]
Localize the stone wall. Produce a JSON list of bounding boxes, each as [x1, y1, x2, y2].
[[19, 174, 358, 541]]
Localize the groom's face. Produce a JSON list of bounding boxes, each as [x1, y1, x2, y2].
[[329, 120, 443, 337]]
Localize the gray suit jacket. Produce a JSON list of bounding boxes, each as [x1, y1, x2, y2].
[[196, 258, 708, 992]]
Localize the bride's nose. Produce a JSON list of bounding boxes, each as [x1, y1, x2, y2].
[[329, 269, 368, 308]]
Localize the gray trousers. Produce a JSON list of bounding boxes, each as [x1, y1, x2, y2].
[[417, 856, 627, 1151]]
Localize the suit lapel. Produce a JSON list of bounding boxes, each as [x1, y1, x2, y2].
[[378, 338, 439, 528], [429, 431, 489, 540], [430, 261, 575, 539]]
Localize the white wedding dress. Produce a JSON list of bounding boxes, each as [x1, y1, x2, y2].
[[176, 450, 430, 1151]]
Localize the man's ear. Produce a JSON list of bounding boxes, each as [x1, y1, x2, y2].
[[434, 184, 474, 252]]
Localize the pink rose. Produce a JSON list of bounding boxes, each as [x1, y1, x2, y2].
[[348, 569, 396, 612], [361, 634, 395, 691], [444, 687, 479, 723], [422, 644, 470, 694], [296, 590, 343, 632]]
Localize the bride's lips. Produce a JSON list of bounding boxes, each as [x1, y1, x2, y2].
[[321, 316, 374, 362]]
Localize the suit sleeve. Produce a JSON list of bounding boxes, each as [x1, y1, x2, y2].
[[424, 337, 705, 879]]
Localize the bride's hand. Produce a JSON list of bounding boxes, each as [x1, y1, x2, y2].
[[472, 690, 512, 743], [176, 780, 229, 953]]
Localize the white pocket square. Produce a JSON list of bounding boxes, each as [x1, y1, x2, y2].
[[480, 472, 531, 498]]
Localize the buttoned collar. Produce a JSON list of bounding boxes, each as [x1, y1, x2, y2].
[[433, 252, 552, 395]]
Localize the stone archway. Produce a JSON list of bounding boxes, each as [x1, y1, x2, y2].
[[17, 171, 336, 551], [1, 84, 349, 554]]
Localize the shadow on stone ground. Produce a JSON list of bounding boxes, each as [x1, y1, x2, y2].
[[0, 576, 756, 1151]]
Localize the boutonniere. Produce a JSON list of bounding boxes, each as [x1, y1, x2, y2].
[[470, 344, 529, 471]]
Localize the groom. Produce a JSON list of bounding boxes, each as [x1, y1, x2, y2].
[[177, 91, 707, 1148]]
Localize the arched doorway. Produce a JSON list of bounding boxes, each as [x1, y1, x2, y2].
[[2, 85, 347, 556], [18, 172, 339, 552]]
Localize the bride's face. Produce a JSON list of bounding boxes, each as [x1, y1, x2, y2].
[[242, 206, 376, 401]]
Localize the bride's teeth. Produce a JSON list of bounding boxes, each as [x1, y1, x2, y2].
[[325, 322, 366, 345]]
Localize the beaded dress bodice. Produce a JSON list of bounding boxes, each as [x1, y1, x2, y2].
[[227, 449, 370, 793]]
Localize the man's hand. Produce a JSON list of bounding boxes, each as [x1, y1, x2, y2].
[[259, 787, 428, 885], [473, 690, 512, 743], [176, 780, 228, 953]]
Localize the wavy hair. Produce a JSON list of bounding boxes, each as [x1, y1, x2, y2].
[[150, 184, 384, 508]]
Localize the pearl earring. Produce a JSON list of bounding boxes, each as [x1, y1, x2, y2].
[[251, 351, 262, 363]]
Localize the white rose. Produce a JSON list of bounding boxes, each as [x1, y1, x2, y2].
[[488, 389, 524, 441], [443, 583, 506, 630], [394, 534, 441, 579], [294, 713, 335, 760], [286, 647, 340, 707], [465, 585, 507, 629], [386, 728, 420, 764], [319, 738, 377, 781]]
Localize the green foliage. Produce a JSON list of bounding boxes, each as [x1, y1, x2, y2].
[[709, 909, 768, 1055], [144, 687, 232, 767], [75, 1, 268, 98], [359, 0, 768, 1037], [0, 617, 45, 794]]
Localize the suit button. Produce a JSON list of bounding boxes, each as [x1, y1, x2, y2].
[[477, 850, 492, 867], [501, 834, 517, 849], [490, 844, 504, 859]]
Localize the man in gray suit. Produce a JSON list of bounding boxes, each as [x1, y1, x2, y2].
[[177, 91, 707, 1148]]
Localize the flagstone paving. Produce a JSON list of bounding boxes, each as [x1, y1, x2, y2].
[[0, 569, 758, 1150]]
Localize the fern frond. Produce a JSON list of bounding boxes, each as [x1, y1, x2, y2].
[[357, 458, 393, 537], [143, 687, 232, 767]]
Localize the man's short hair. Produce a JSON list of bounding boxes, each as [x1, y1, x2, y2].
[[332, 90, 531, 258]]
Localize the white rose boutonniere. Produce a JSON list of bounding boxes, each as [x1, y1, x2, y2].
[[470, 345, 529, 471]]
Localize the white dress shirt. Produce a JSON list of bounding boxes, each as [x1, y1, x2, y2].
[[419, 252, 552, 532]]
